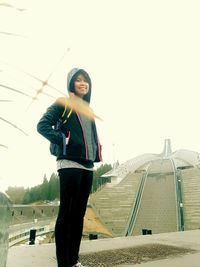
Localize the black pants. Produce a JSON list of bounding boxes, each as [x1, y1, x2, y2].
[[55, 168, 93, 267]]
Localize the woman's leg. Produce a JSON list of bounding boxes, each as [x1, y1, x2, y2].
[[69, 170, 93, 266], [55, 168, 83, 267]]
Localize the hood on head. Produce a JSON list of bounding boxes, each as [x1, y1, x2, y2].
[[67, 68, 92, 103]]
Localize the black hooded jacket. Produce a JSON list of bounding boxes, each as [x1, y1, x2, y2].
[[37, 68, 102, 167]]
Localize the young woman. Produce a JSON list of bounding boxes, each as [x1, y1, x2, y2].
[[37, 68, 102, 267]]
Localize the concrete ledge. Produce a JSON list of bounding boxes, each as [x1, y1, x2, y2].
[[7, 230, 200, 267]]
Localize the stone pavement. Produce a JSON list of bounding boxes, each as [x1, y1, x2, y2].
[[117, 252, 200, 267], [7, 229, 200, 267]]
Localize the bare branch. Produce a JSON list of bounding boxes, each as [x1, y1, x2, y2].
[[0, 99, 13, 102], [0, 144, 8, 149], [0, 31, 26, 38], [0, 117, 28, 136], [0, 83, 33, 98], [0, 3, 26, 11]]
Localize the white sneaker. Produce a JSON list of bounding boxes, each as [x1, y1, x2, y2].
[[73, 262, 84, 267]]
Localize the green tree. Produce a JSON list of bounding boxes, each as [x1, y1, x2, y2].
[[40, 174, 49, 200], [48, 173, 59, 200], [6, 186, 26, 204], [23, 188, 31, 204], [92, 163, 112, 193], [8, 163, 112, 204]]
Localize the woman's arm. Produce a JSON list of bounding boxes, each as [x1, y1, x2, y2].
[[37, 100, 65, 146]]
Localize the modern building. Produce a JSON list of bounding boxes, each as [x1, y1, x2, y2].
[[89, 139, 200, 237]]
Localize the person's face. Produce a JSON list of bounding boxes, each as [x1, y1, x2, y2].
[[74, 74, 89, 98]]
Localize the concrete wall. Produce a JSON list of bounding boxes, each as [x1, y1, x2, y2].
[[0, 192, 12, 267]]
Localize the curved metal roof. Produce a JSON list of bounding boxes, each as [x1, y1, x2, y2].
[[103, 139, 200, 181]]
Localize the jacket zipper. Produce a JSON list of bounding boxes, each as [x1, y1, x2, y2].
[[62, 133, 67, 155], [76, 112, 89, 160], [93, 123, 103, 161]]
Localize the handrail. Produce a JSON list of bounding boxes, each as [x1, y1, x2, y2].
[[176, 169, 185, 231], [125, 169, 148, 236], [8, 219, 55, 247], [170, 160, 185, 231]]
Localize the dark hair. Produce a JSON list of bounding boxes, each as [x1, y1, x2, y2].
[[68, 69, 92, 103], [69, 70, 90, 93]]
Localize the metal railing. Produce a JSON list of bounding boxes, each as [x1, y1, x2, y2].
[[125, 170, 147, 236]]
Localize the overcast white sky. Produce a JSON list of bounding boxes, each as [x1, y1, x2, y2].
[[0, 0, 200, 191]]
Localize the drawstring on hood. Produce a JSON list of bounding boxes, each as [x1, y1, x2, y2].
[[67, 68, 92, 103]]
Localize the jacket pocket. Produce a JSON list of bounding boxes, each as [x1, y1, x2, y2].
[[49, 123, 64, 156], [50, 142, 58, 156], [62, 131, 71, 155]]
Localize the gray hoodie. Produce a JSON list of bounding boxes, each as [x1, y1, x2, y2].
[[67, 68, 92, 103]]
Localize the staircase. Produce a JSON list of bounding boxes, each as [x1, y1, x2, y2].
[[132, 159, 178, 235], [89, 172, 142, 236], [181, 167, 200, 230]]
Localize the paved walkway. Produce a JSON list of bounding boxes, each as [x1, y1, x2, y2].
[[7, 229, 200, 267]]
